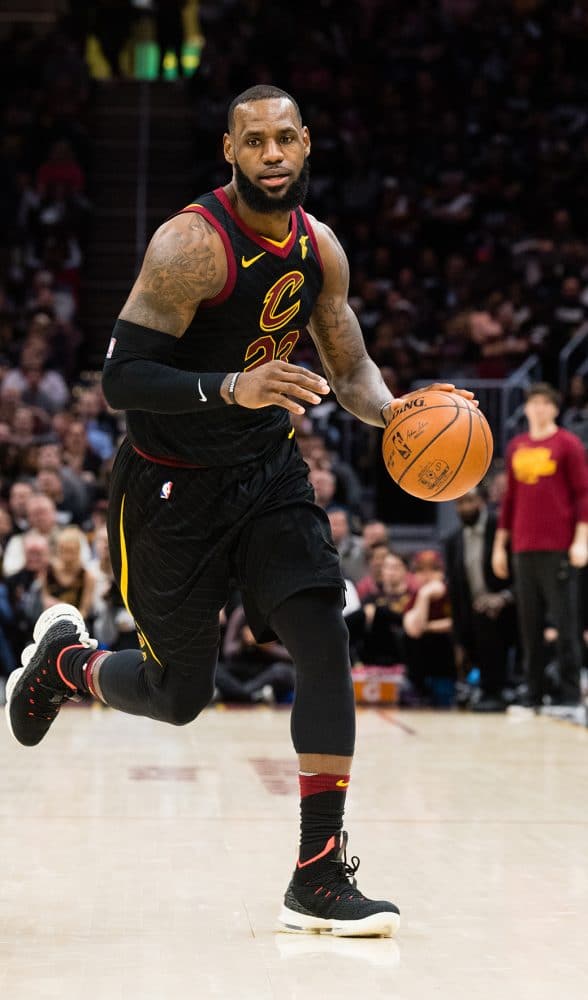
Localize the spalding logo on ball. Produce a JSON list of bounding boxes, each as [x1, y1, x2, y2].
[[382, 390, 493, 501]]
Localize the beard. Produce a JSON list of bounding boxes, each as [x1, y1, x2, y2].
[[234, 157, 310, 214]]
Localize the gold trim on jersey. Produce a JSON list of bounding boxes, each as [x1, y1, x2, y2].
[[263, 231, 292, 248], [118, 494, 162, 666]]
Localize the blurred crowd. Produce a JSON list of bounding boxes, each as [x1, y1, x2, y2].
[[191, 0, 588, 391], [0, 2, 587, 709]]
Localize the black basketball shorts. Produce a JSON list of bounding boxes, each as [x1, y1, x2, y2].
[[107, 435, 344, 673]]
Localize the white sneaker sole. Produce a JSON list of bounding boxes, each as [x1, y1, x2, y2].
[[277, 905, 400, 938], [5, 604, 96, 746]]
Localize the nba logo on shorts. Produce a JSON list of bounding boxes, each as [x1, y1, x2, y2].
[[160, 480, 173, 500]]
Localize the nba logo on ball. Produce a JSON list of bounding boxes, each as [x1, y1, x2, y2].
[[160, 480, 173, 500], [382, 389, 493, 501]]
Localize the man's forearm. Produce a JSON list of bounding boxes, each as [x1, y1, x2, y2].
[[493, 528, 510, 550], [573, 522, 588, 544], [331, 358, 394, 427]]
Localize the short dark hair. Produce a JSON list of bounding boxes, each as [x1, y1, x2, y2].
[[227, 85, 302, 132], [525, 382, 561, 407]]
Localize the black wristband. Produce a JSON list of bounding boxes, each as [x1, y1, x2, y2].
[[102, 319, 228, 413]]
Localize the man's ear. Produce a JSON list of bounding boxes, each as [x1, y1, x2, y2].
[[223, 133, 234, 165]]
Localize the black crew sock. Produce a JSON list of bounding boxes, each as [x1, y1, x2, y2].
[[295, 772, 349, 879], [59, 646, 98, 693]]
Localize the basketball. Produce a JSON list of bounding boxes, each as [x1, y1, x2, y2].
[[382, 390, 493, 502]]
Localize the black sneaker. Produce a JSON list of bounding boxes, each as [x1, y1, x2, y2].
[[278, 832, 400, 937], [5, 604, 97, 747]]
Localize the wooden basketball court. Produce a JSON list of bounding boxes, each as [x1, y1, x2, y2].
[[2, 703, 587, 999]]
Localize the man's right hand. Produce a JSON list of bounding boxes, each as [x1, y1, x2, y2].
[[491, 545, 509, 580], [232, 361, 330, 415]]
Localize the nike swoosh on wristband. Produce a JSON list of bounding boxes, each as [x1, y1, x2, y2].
[[241, 252, 266, 268], [197, 378, 207, 402]]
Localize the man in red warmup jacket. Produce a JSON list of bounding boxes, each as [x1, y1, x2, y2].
[[492, 383, 588, 709]]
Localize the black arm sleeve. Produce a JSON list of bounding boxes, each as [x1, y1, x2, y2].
[[102, 319, 228, 413]]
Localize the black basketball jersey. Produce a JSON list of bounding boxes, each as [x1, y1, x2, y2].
[[125, 187, 324, 467]]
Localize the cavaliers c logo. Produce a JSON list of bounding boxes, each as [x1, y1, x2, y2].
[[260, 271, 304, 332]]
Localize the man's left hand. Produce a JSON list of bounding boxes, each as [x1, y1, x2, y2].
[[382, 384, 478, 426], [569, 539, 588, 568]]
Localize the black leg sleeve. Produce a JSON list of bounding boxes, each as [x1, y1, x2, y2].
[[99, 646, 218, 726], [269, 587, 355, 757]]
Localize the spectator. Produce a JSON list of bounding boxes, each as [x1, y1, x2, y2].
[[403, 550, 455, 706], [0, 504, 14, 559], [356, 541, 390, 602], [4, 531, 50, 660], [327, 506, 366, 583], [362, 551, 412, 666], [61, 418, 103, 479], [41, 524, 95, 619], [220, 604, 295, 704], [90, 525, 136, 650], [492, 383, 588, 710], [361, 520, 390, 552], [154, 1, 187, 78], [308, 465, 337, 510], [7, 480, 34, 533], [36, 140, 85, 198], [0, 578, 16, 684], [75, 387, 117, 460], [2, 494, 60, 575], [444, 486, 517, 712], [561, 374, 588, 449], [36, 440, 90, 522], [1, 337, 70, 413]]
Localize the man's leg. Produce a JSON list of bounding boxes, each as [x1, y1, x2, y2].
[[539, 552, 582, 704], [269, 587, 399, 936], [77, 642, 218, 725], [472, 608, 510, 700], [513, 553, 546, 706], [6, 603, 220, 745]]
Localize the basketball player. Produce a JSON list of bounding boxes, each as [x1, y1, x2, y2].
[[6, 86, 475, 937]]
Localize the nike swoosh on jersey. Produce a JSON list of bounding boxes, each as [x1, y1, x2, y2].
[[197, 378, 207, 402], [241, 252, 266, 268]]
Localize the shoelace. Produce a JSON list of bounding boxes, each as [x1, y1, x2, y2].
[[331, 853, 360, 889], [314, 850, 361, 893]]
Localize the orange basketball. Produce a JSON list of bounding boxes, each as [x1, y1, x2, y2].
[[382, 390, 493, 502]]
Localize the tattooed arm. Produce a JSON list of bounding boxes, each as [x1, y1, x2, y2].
[[308, 220, 476, 426], [308, 221, 395, 427], [101, 212, 231, 413], [119, 210, 225, 335], [103, 210, 330, 414]]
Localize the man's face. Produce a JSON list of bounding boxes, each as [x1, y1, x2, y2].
[[37, 443, 62, 470], [362, 522, 389, 549], [27, 497, 55, 533], [9, 482, 33, 517], [381, 554, 407, 590], [224, 98, 311, 214], [524, 394, 558, 428], [369, 544, 390, 580], [24, 540, 49, 573], [456, 491, 483, 526], [328, 510, 349, 544]]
